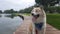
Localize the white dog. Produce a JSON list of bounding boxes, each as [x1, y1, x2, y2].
[[31, 7, 46, 34]]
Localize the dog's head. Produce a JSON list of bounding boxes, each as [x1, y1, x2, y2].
[[31, 7, 44, 21]]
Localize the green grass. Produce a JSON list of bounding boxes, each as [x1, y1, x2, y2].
[[47, 14, 60, 30], [23, 13, 30, 16], [11, 13, 20, 16]]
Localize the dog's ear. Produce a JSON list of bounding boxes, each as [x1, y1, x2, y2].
[[39, 6, 44, 10]]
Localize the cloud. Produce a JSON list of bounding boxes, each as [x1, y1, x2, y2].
[[0, 0, 35, 11]]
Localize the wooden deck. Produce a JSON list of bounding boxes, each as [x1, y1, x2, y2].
[[13, 16, 60, 34]]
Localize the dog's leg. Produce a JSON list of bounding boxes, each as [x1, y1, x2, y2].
[[37, 30, 42, 34], [37, 26, 46, 34], [44, 27, 46, 34], [41, 27, 46, 34], [43, 23, 46, 34], [32, 23, 36, 34]]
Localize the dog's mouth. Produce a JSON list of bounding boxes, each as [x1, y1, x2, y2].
[[31, 13, 39, 21]]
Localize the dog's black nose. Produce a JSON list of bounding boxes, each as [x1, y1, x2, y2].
[[31, 13, 34, 16]]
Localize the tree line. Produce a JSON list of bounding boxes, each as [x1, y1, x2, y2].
[[0, 6, 60, 14], [0, 9, 18, 14], [0, 6, 33, 14]]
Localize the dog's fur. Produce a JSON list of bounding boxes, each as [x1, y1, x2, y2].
[[30, 7, 46, 34]]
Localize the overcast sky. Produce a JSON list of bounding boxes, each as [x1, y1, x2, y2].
[[0, 0, 35, 11]]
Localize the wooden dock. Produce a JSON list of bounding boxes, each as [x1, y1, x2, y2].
[[13, 16, 60, 34]]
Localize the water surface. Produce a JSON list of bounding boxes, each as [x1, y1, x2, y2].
[[0, 14, 23, 34]]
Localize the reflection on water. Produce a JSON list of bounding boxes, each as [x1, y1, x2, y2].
[[0, 14, 23, 34], [5, 14, 15, 18]]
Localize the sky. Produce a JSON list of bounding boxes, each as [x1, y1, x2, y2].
[[0, 0, 35, 11]]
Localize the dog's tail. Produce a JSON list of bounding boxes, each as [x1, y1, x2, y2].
[[18, 15, 24, 20]]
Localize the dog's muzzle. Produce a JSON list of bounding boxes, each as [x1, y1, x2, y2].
[[31, 13, 39, 18]]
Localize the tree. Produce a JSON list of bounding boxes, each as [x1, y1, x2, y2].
[[19, 6, 33, 13], [4, 9, 18, 13], [4, 9, 13, 13], [0, 10, 2, 13], [56, 6, 60, 13], [19, 10, 24, 13], [35, 0, 60, 7]]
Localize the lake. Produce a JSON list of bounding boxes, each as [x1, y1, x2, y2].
[[0, 14, 23, 34]]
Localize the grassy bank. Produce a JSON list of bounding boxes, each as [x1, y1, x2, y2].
[[23, 13, 30, 16], [47, 14, 60, 30]]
